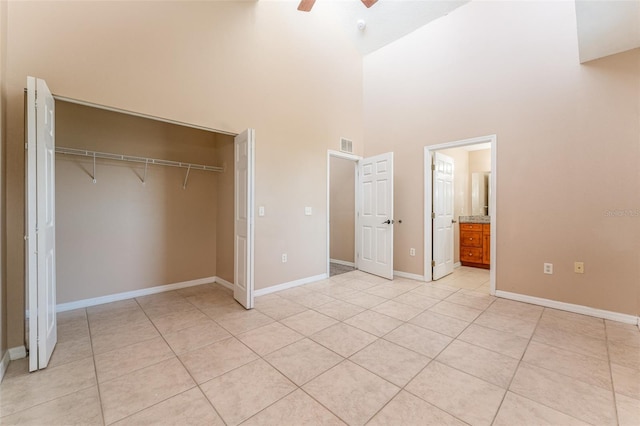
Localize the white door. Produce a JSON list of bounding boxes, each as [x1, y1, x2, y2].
[[26, 76, 57, 371], [432, 152, 454, 280], [234, 129, 255, 309], [357, 152, 394, 280]]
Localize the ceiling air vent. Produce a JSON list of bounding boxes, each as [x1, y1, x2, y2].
[[340, 138, 353, 154]]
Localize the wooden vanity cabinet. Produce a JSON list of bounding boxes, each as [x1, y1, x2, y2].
[[460, 223, 490, 269]]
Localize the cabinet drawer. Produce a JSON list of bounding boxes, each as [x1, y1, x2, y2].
[[461, 247, 483, 262], [460, 223, 482, 231], [461, 231, 482, 248], [483, 224, 490, 234]]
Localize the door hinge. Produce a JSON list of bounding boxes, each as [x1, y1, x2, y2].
[[432, 260, 436, 268], [431, 164, 435, 171], [431, 212, 435, 219]]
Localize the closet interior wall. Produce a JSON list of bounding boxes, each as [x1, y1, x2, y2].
[[55, 101, 234, 304]]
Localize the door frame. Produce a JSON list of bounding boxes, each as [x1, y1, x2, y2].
[[424, 134, 497, 295], [326, 150, 361, 277]]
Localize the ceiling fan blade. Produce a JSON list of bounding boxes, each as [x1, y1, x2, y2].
[[297, 0, 316, 12], [361, 0, 378, 8]]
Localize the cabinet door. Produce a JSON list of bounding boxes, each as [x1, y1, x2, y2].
[[482, 234, 490, 264]]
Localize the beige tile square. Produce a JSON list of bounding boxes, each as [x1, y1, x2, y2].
[[368, 390, 466, 426], [493, 392, 589, 426], [90, 320, 160, 355], [310, 323, 377, 357], [57, 315, 90, 343], [612, 363, 640, 399], [384, 323, 452, 358], [429, 300, 483, 322], [284, 291, 337, 309], [445, 291, 495, 310], [342, 279, 379, 291], [459, 324, 529, 359], [87, 299, 140, 318], [138, 297, 197, 319], [237, 322, 303, 355], [200, 302, 247, 320], [510, 362, 616, 425], [163, 320, 231, 354], [112, 387, 224, 426], [0, 357, 96, 417], [200, 359, 296, 426], [94, 336, 174, 383], [303, 360, 399, 425], [608, 340, 640, 370], [2, 358, 28, 381], [179, 337, 258, 384], [350, 339, 430, 387], [276, 286, 314, 300], [410, 284, 457, 300], [473, 310, 537, 338], [280, 310, 338, 336], [405, 361, 505, 426], [436, 340, 518, 388], [99, 357, 195, 425], [606, 320, 640, 348], [186, 293, 237, 311], [215, 309, 275, 334], [533, 323, 609, 361], [242, 389, 345, 426], [176, 283, 221, 298], [338, 291, 387, 309], [264, 338, 343, 385], [616, 393, 640, 426], [151, 309, 209, 334], [0, 386, 103, 426], [365, 284, 411, 299], [89, 309, 150, 336], [523, 340, 612, 390], [254, 295, 308, 320], [393, 291, 440, 310], [344, 310, 404, 337], [57, 308, 87, 324], [313, 300, 365, 321], [409, 310, 470, 337], [539, 308, 605, 340], [485, 298, 543, 322], [371, 300, 423, 321], [48, 336, 93, 368]]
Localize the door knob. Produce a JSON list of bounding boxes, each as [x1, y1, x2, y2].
[[382, 219, 395, 225]]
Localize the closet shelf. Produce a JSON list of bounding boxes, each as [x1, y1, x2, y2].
[[55, 146, 223, 172]]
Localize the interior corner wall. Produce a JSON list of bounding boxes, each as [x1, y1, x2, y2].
[[55, 102, 218, 303], [215, 134, 235, 285], [363, 1, 640, 316], [4, 1, 363, 347], [0, 0, 8, 362], [330, 156, 355, 264]]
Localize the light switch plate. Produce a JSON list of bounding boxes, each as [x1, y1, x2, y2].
[[305, 207, 312, 216], [258, 206, 265, 217]]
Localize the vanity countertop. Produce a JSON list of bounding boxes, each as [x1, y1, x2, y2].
[[459, 215, 491, 224]]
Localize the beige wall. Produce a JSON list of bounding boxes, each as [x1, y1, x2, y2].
[[364, 1, 640, 315], [438, 148, 470, 264], [330, 156, 355, 263], [0, 0, 7, 364], [55, 102, 226, 303], [5, 1, 363, 348]]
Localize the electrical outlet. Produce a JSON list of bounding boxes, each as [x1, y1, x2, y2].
[[574, 261, 584, 274], [282, 253, 287, 263], [409, 248, 416, 256], [258, 206, 265, 217], [544, 263, 553, 274]]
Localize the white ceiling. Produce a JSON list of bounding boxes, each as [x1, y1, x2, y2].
[[310, 0, 469, 55], [575, 0, 640, 63]]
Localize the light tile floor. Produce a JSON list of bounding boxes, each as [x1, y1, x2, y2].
[[1, 267, 639, 425]]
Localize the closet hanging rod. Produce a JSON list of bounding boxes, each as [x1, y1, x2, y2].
[[55, 146, 223, 172]]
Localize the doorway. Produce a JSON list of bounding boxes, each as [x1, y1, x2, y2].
[[424, 135, 497, 295]]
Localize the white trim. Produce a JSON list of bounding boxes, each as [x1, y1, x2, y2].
[[9, 346, 27, 360], [393, 270, 425, 281], [214, 276, 234, 291], [326, 150, 362, 278], [1, 350, 11, 382], [330, 259, 356, 267], [454, 262, 462, 269], [56, 276, 216, 312], [496, 290, 639, 325], [254, 273, 328, 297], [424, 135, 497, 297], [53, 95, 236, 136]]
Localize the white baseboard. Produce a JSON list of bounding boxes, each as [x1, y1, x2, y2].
[[330, 259, 355, 267], [393, 270, 425, 281], [496, 290, 639, 325], [56, 276, 217, 312], [0, 350, 11, 382], [214, 277, 234, 291], [454, 262, 462, 268], [8, 346, 27, 360], [254, 273, 328, 297]]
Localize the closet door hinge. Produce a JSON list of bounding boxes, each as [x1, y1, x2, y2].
[[431, 212, 435, 219], [431, 164, 435, 171], [431, 260, 436, 268]]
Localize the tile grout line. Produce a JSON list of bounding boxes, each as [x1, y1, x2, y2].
[[604, 320, 621, 426], [86, 307, 108, 426]]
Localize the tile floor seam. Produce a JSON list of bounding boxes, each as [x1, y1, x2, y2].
[[604, 319, 622, 426], [84, 306, 108, 426]]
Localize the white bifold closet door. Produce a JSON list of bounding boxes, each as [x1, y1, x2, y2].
[[26, 76, 57, 371]]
